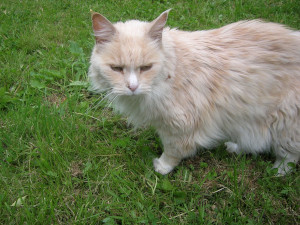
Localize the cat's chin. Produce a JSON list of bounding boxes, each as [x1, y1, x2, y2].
[[126, 91, 139, 96]]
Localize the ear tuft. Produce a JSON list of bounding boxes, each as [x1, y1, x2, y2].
[[92, 13, 116, 44], [148, 9, 171, 42]]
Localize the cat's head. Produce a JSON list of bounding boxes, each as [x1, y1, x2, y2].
[[89, 10, 170, 96]]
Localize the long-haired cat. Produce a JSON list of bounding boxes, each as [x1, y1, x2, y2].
[[89, 10, 300, 176]]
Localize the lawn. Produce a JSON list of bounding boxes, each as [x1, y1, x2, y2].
[[0, 0, 299, 224]]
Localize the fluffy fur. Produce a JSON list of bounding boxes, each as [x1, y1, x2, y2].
[[89, 10, 300, 175]]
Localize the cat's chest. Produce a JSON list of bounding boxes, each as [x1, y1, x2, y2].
[[115, 93, 188, 129], [142, 94, 194, 130]]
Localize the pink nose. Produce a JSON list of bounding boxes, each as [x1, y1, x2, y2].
[[128, 84, 138, 92]]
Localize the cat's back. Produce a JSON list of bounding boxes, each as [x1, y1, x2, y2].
[[166, 20, 300, 82], [214, 20, 296, 39], [163, 20, 300, 121], [216, 20, 300, 58], [168, 20, 300, 62]]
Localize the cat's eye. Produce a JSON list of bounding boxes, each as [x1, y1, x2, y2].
[[110, 66, 124, 73], [140, 65, 152, 72]]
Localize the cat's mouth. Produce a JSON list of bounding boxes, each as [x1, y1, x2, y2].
[[111, 84, 151, 97], [124, 88, 150, 97], [126, 89, 141, 96], [111, 88, 141, 97], [124, 84, 145, 96]]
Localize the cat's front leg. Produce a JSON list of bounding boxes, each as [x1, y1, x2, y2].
[[153, 152, 181, 175], [153, 133, 196, 175]]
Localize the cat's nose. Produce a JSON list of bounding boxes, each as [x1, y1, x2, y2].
[[127, 83, 139, 92]]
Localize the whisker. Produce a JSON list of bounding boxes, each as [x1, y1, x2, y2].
[[87, 89, 115, 113], [99, 93, 121, 116], [95, 91, 115, 107], [107, 94, 120, 108]]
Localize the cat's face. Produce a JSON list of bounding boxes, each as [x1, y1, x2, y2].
[[89, 11, 170, 96]]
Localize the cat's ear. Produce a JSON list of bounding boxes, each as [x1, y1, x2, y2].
[[92, 13, 116, 44], [148, 9, 171, 42]]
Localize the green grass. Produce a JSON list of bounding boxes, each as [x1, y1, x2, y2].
[[1, 0, 299, 224]]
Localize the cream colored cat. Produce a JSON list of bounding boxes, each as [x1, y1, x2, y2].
[[89, 10, 300, 176]]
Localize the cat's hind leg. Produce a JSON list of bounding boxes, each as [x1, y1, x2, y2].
[[225, 142, 242, 154], [273, 147, 299, 176]]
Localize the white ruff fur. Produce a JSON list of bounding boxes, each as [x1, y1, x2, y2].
[[89, 11, 300, 176]]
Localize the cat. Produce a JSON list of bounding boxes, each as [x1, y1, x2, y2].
[[88, 10, 300, 176]]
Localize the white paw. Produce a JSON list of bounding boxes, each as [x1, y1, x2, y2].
[[272, 161, 293, 176], [153, 157, 174, 175], [225, 142, 240, 154]]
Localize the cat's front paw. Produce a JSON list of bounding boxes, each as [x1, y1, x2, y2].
[[225, 142, 240, 154], [153, 157, 175, 175]]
